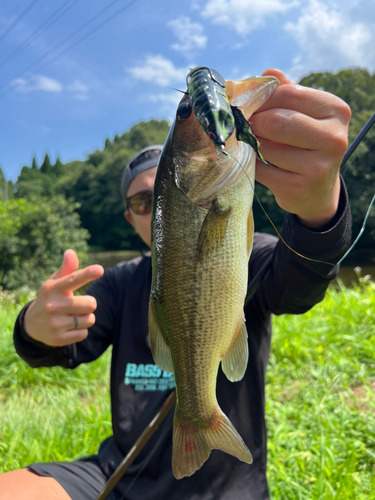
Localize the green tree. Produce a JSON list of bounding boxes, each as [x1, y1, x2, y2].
[[0, 166, 7, 201], [16, 165, 45, 199], [53, 156, 64, 177], [40, 153, 53, 174], [61, 119, 170, 250], [0, 197, 89, 290]]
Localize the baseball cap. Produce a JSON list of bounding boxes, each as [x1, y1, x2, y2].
[[121, 145, 163, 205]]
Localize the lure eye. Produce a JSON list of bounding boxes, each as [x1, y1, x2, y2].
[[177, 101, 192, 120]]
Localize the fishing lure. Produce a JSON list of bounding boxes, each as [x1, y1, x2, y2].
[[186, 66, 235, 150], [187, 66, 277, 168]]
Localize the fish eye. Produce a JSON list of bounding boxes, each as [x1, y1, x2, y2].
[[177, 101, 192, 120]]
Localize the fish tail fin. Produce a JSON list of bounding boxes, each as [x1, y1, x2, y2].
[[172, 406, 253, 479]]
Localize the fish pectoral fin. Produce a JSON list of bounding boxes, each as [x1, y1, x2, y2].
[[247, 207, 254, 259], [148, 297, 174, 374], [172, 407, 252, 479], [221, 320, 249, 382], [197, 199, 231, 258], [231, 105, 278, 168]]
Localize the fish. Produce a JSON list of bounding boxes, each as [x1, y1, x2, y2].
[[149, 67, 280, 479]]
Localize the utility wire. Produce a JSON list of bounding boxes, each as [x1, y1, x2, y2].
[[0, 0, 82, 70], [0, 0, 40, 43], [31, 0, 138, 76], [9, 0, 130, 81]]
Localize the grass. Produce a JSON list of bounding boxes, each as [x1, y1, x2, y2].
[[0, 277, 374, 498], [266, 275, 375, 499], [0, 288, 112, 471]]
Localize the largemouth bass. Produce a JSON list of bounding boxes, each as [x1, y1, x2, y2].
[[149, 67, 279, 479]]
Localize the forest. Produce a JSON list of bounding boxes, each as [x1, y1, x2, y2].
[[0, 67, 374, 289]]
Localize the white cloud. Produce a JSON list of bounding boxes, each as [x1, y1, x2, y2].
[[9, 75, 90, 100], [127, 55, 189, 87], [67, 80, 89, 101], [200, 0, 298, 35], [284, 0, 375, 79], [10, 75, 63, 93], [168, 17, 207, 57]]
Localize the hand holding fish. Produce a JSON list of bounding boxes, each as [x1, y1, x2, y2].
[[251, 68, 351, 229], [24, 250, 103, 347]]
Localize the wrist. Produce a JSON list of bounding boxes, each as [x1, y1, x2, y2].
[[23, 300, 40, 342], [295, 177, 341, 231]]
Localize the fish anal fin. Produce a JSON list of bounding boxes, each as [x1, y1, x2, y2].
[[148, 297, 174, 374], [197, 199, 231, 258], [172, 407, 252, 479], [221, 320, 249, 382]]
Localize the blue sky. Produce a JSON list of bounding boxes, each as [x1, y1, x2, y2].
[[1, 0, 374, 181]]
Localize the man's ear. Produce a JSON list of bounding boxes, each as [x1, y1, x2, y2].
[[124, 210, 135, 230]]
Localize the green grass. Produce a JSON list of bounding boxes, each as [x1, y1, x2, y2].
[[266, 276, 375, 499], [0, 279, 374, 498], [0, 288, 112, 471]]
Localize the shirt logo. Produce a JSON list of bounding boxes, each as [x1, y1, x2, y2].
[[124, 363, 175, 392]]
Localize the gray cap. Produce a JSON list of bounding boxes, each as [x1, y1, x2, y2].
[[121, 145, 163, 205]]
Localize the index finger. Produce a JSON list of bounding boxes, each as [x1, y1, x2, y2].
[[53, 265, 104, 294], [254, 82, 350, 123]]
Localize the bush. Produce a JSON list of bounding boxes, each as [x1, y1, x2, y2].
[[0, 197, 89, 290]]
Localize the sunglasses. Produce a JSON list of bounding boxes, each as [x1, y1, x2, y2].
[[126, 190, 153, 215]]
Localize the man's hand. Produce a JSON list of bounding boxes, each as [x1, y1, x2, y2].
[[24, 250, 104, 347], [251, 68, 351, 229]]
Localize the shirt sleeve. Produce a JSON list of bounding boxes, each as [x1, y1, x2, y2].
[[247, 177, 352, 317], [13, 265, 123, 369]]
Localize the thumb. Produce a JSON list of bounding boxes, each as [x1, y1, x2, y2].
[[51, 249, 79, 280], [261, 68, 294, 85]]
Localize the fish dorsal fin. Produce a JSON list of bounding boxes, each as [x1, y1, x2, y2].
[[197, 199, 231, 258], [149, 297, 174, 374], [221, 320, 249, 382]]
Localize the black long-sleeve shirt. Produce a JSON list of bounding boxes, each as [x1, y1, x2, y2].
[[13, 183, 351, 500]]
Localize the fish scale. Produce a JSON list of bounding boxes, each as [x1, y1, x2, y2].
[[149, 69, 280, 479]]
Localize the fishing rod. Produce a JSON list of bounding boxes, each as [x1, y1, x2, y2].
[[341, 112, 375, 173], [95, 111, 375, 500], [95, 391, 176, 500]]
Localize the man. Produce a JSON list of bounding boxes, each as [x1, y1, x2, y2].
[[1, 69, 352, 499]]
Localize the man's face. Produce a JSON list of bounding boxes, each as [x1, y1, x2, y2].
[[124, 167, 157, 248]]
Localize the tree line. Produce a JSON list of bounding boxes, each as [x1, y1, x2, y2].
[[0, 68, 374, 289]]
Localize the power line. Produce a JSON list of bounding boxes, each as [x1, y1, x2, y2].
[[0, 0, 82, 70], [0, 0, 40, 43], [32, 0, 138, 76], [11, 0, 129, 79]]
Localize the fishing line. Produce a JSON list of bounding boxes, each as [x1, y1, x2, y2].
[[222, 149, 375, 269], [221, 149, 337, 266], [335, 194, 375, 266]]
